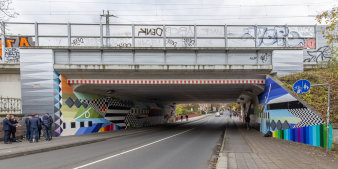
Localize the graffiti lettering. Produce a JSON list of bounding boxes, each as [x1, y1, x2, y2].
[[138, 28, 163, 37], [166, 39, 177, 47], [249, 52, 271, 64], [250, 56, 257, 60], [71, 38, 84, 46], [259, 53, 270, 63], [165, 26, 194, 37], [4, 48, 20, 62], [183, 38, 195, 47], [116, 43, 132, 48], [0, 37, 32, 60], [304, 46, 331, 63], [240, 26, 316, 49]]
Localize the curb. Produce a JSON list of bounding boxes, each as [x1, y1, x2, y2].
[[0, 129, 153, 160], [216, 126, 228, 169]]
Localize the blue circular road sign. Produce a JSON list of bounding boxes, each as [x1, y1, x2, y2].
[[293, 79, 311, 94]]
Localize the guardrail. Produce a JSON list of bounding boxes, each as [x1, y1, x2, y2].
[[0, 96, 21, 114], [0, 22, 317, 63]]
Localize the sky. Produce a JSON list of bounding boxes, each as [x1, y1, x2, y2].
[[7, 0, 338, 25]]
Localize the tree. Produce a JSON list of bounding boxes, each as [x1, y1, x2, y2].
[[0, 0, 18, 21], [175, 105, 183, 116], [316, 7, 338, 61]]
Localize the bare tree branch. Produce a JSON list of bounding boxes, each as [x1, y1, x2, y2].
[[0, 0, 18, 21]]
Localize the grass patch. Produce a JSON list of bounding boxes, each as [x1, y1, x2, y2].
[[277, 61, 338, 124]]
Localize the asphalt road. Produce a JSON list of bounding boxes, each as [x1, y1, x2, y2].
[[0, 115, 227, 169]]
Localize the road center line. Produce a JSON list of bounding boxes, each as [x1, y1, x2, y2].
[[73, 128, 194, 169]]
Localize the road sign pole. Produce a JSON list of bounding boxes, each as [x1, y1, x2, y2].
[[311, 83, 330, 154]]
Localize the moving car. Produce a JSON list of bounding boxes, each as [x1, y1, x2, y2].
[[215, 112, 220, 117]]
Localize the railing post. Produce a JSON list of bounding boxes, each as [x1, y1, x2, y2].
[[194, 24, 197, 47], [35, 22, 39, 46], [100, 22, 103, 47], [255, 25, 258, 48], [314, 24, 317, 49], [163, 25, 166, 48], [285, 24, 288, 47], [224, 24, 227, 48], [67, 23, 71, 47], [1, 22, 5, 63], [132, 24, 135, 47]]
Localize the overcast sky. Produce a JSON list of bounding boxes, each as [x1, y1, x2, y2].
[[9, 0, 338, 25]]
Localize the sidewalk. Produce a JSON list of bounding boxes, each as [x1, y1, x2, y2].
[[0, 128, 154, 160], [218, 119, 338, 169]]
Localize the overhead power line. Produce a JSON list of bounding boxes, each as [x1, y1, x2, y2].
[[14, 0, 337, 7]]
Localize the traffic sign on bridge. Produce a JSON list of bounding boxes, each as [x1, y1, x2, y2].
[[293, 79, 311, 94]]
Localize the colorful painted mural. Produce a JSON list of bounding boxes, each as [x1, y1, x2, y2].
[[258, 77, 331, 148], [272, 124, 333, 149], [53, 71, 62, 136], [60, 75, 121, 136], [58, 75, 171, 136]]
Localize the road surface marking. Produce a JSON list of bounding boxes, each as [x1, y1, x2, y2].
[[73, 128, 194, 169]]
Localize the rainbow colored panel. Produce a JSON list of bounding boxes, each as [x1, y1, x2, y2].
[[272, 124, 333, 149]]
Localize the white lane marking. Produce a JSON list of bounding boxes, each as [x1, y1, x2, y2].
[[73, 128, 194, 169]]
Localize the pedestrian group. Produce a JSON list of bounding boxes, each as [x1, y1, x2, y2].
[[3, 113, 53, 144]]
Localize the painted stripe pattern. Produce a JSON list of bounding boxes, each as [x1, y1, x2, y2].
[[67, 79, 265, 85], [272, 124, 333, 149]]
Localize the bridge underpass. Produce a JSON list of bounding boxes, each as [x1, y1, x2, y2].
[[0, 22, 335, 169], [71, 81, 264, 103]]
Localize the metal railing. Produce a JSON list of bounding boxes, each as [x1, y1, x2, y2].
[[0, 96, 21, 114], [1, 22, 317, 63]]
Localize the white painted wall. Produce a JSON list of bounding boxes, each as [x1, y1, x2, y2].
[[0, 74, 21, 98]]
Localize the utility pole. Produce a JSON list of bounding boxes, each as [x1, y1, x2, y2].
[[100, 10, 116, 47]]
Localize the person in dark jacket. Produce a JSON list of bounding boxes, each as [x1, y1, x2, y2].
[[25, 115, 32, 141], [9, 115, 18, 142], [245, 115, 251, 130], [3, 115, 17, 144], [48, 114, 53, 140], [42, 113, 53, 141], [29, 114, 41, 143], [185, 114, 188, 121], [38, 116, 42, 140]]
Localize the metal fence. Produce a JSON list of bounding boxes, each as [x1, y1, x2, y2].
[[1, 22, 317, 63], [1, 22, 316, 47], [0, 96, 21, 114]]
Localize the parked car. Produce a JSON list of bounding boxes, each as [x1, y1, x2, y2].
[[215, 112, 220, 117]]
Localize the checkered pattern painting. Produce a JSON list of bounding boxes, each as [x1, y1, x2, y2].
[[288, 108, 324, 128]]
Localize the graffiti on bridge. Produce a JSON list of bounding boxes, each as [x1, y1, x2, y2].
[[240, 26, 316, 49], [304, 46, 332, 63], [71, 38, 84, 46], [138, 27, 163, 37], [0, 37, 32, 62], [4, 48, 20, 62], [249, 52, 271, 64]]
